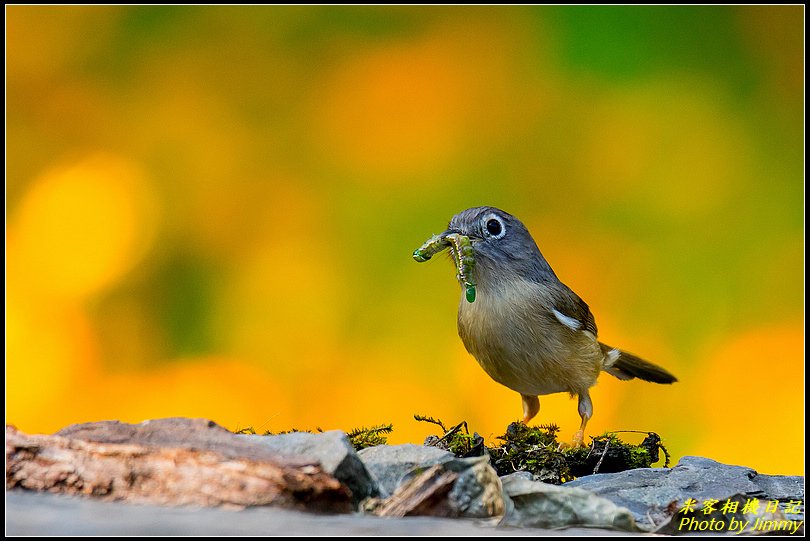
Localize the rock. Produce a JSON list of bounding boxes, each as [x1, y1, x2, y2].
[[367, 455, 504, 519], [7, 489, 622, 536], [239, 431, 378, 503], [357, 444, 454, 497], [6, 421, 351, 512], [444, 456, 504, 518], [565, 456, 805, 529], [365, 464, 459, 518], [12, 417, 804, 534], [499, 472, 638, 531]]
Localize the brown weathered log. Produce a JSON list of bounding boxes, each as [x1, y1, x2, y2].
[[6, 421, 351, 512]]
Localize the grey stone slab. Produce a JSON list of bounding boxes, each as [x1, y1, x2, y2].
[[500, 472, 638, 531], [357, 444, 454, 497], [565, 456, 805, 528], [239, 430, 378, 502]]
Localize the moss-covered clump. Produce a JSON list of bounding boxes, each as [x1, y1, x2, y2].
[[488, 422, 573, 483], [415, 415, 486, 458], [419, 418, 670, 485], [566, 431, 670, 478]]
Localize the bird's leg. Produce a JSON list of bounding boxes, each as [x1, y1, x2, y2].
[[521, 394, 540, 424], [571, 391, 593, 448]]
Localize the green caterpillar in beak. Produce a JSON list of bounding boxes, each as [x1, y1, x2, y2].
[[413, 232, 476, 303]]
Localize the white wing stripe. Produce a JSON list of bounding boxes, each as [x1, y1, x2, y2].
[[552, 308, 582, 331]]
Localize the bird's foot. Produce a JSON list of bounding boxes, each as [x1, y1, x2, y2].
[[557, 430, 586, 450], [520, 395, 540, 425]]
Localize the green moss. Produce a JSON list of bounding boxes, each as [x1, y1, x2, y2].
[[266, 427, 324, 436], [234, 423, 392, 451], [419, 418, 670, 485], [416, 415, 486, 458], [629, 446, 651, 467], [346, 424, 393, 451], [236, 426, 324, 436], [490, 422, 574, 484], [412, 414, 447, 432]]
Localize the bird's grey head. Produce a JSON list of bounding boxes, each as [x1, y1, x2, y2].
[[446, 206, 557, 283]]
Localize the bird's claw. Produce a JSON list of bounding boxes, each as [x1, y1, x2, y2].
[[557, 430, 586, 450]]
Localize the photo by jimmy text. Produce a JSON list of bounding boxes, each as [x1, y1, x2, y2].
[[677, 497, 803, 535]]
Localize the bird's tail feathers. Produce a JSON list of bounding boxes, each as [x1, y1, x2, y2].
[[600, 342, 677, 384]]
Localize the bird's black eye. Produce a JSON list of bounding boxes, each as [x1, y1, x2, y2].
[[483, 214, 506, 239]]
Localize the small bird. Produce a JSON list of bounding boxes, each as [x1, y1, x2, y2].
[[415, 206, 677, 446]]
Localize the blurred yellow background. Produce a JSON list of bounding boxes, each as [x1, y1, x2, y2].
[[6, 6, 803, 475]]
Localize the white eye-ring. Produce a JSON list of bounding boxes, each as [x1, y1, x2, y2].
[[482, 213, 506, 239]]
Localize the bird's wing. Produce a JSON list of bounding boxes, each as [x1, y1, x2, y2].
[[550, 287, 598, 337]]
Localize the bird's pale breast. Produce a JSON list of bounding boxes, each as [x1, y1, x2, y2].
[[457, 277, 602, 397]]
